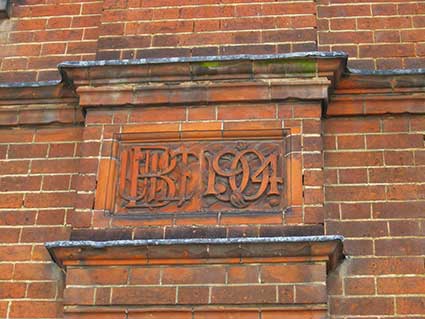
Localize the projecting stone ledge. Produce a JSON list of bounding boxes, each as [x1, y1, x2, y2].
[[57, 52, 347, 108], [47, 235, 344, 271]]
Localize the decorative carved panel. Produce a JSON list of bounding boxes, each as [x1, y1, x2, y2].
[[97, 129, 301, 216]]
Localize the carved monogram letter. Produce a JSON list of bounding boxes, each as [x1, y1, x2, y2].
[[118, 146, 197, 210]]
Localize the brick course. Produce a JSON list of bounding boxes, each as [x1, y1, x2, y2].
[[1, 1, 425, 82]]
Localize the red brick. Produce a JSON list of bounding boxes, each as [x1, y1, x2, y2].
[[360, 44, 415, 57], [348, 257, 424, 276], [304, 206, 324, 224], [25, 192, 75, 208], [292, 104, 321, 118], [397, 297, 425, 314], [76, 142, 101, 157], [66, 210, 91, 228], [27, 282, 57, 299], [261, 264, 325, 283], [8, 144, 48, 159], [0, 129, 34, 143], [65, 288, 95, 305], [112, 287, 176, 305], [0, 245, 32, 261], [130, 267, 160, 285], [375, 238, 425, 256], [366, 134, 423, 149], [0, 302, 7, 318], [330, 18, 356, 31], [42, 175, 71, 191], [14, 263, 58, 280], [0, 193, 24, 208], [188, 106, 216, 121], [337, 135, 365, 149], [401, 29, 425, 42], [378, 277, 425, 294], [386, 184, 418, 200], [0, 264, 13, 280], [358, 17, 411, 30], [95, 287, 111, 305], [303, 170, 324, 186], [326, 220, 387, 237], [372, 4, 397, 16], [227, 266, 259, 284], [0, 282, 26, 298], [320, 31, 374, 44], [384, 150, 414, 165], [373, 202, 425, 219], [162, 266, 225, 284], [370, 167, 425, 183], [0, 176, 41, 192], [178, 287, 209, 304], [325, 185, 386, 201], [130, 107, 186, 122], [295, 284, 327, 304], [71, 175, 96, 191], [35, 128, 81, 142], [325, 151, 383, 167], [304, 188, 324, 204], [330, 297, 394, 316], [341, 203, 371, 220], [318, 4, 371, 18], [31, 159, 78, 173], [37, 209, 66, 225], [211, 286, 276, 304], [390, 220, 423, 237], [325, 118, 380, 134], [382, 117, 409, 132], [21, 226, 70, 242], [0, 211, 36, 225], [345, 277, 375, 295], [0, 227, 20, 243], [9, 301, 62, 318], [339, 168, 367, 184], [67, 267, 128, 285], [217, 104, 276, 120], [374, 30, 400, 43], [48, 143, 75, 157]]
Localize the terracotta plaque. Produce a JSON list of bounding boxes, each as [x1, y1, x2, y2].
[[102, 129, 295, 215]]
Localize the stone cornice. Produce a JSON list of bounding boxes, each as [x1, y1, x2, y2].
[[58, 52, 346, 108], [46, 235, 344, 271], [328, 70, 425, 116], [1, 52, 425, 122], [0, 82, 81, 127]]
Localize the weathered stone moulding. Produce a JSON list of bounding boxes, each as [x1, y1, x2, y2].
[[47, 236, 344, 319]]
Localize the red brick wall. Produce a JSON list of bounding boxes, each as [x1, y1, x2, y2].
[[1, 0, 425, 82], [96, 0, 316, 60], [0, 98, 325, 318], [317, 0, 425, 69], [324, 114, 425, 317], [0, 127, 84, 318], [0, 1, 103, 82]]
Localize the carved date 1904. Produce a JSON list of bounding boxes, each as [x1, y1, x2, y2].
[[117, 141, 285, 214]]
